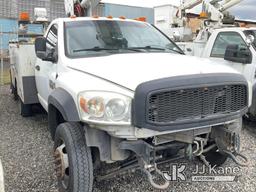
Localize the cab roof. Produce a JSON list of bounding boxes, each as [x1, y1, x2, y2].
[[52, 16, 148, 24]]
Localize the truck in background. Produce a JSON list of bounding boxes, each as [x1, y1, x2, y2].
[[155, 0, 256, 120], [9, 9, 48, 116]]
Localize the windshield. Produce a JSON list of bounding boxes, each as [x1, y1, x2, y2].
[[64, 20, 183, 58], [244, 30, 256, 49]]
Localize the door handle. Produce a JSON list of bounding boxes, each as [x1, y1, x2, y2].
[[35, 65, 40, 71]]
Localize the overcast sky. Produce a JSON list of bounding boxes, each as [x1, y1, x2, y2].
[[101, 0, 256, 21]]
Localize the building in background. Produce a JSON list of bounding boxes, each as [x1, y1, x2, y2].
[[94, 2, 154, 24], [0, 0, 65, 21], [0, 0, 65, 50]]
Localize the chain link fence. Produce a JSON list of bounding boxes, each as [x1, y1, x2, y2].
[[0, 0, 66, 86], [0, 0, 65, 21]]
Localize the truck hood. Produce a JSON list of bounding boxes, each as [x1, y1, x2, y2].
[[68, 53, 238, 91]]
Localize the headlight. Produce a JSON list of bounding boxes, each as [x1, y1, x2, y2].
[[78, 91, 131, 124]]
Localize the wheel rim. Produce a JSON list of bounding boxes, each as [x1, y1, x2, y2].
[[54, 142, 70, 189]]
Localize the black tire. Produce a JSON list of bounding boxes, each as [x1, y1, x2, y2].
[[203, 146, 228, 167], [19, 98, 32, 117], [13, 86, 19, 101], [54, 123, 93, 192], [10, 80, 18, 101]]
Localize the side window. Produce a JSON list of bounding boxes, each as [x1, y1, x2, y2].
[[46, 24, 58, 51], [211, 32, 247, 58]]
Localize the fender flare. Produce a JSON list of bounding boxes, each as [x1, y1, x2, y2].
[[48, 88, 80, 122]]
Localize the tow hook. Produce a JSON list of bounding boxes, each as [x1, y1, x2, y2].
[[222, 150, 249, 167], [143, 164, 170, 190], [139, 158, 170, 190]]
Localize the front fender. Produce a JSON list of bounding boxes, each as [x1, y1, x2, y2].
[[48, 88, 80, 121]]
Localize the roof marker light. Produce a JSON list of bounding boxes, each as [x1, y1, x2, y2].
[[119, 16, 126, 20]]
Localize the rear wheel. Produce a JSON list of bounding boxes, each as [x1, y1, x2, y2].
[[54, 122, 93, 192], [10, 79, 18, 101]]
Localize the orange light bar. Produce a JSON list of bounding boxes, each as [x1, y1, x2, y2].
[[70, 15, 77, 19], [19, 12, 30, 21], [119, 16, 126, 20]]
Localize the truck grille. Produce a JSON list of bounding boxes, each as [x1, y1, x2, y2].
[[147, 85, 247, 123]]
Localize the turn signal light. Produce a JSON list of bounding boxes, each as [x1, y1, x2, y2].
[[80, 98, 88, 113]]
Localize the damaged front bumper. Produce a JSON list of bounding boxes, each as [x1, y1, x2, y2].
[[97, 119, 248, 190]]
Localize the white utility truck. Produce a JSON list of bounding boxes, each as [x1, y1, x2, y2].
[[9, 4, 249, 192], [199, 27, 256, 119], [155, 0, 256, 120], [9, 8, 48, 114]]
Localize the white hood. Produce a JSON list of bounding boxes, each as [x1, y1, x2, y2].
[[68, 53, 238, 91]]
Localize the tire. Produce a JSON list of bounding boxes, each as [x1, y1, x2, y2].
[[54, 123, 93, 192], [203, 146, 228, 167], [10, 80, 18, 101], [19, 98, 32, 117]]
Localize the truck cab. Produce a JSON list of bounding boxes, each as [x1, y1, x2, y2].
[[201, 27, 256, 118]]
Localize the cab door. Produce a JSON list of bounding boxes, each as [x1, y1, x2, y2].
[[35, 24, 58, 110]]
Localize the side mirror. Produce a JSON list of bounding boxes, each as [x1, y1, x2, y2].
[[224, 44, 252, 64], [35, 37, 47, 59], [35, 37, 57, 62]]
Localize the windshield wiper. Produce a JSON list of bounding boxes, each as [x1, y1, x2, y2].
[[126, 46, 166, 52], [73, 47, 119, 53], [126, 46, 184, 54]]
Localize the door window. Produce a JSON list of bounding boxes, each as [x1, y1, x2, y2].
[[46, 24, 58, 51], [211, 32, 247, 58]]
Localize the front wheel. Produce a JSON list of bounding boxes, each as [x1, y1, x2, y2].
[[54, 123, 93, 192]]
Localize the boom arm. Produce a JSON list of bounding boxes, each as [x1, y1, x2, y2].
[[181, 0, 203, 10], [219, 0, 243, 12], [64, 0, 100, 17]]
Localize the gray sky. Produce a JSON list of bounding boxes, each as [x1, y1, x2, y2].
[[102, 0, 256, 21], [229, 0, 256, 20]]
